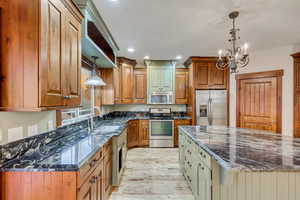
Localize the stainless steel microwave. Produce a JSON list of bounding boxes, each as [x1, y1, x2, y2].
[[148, 92, 174, 104]]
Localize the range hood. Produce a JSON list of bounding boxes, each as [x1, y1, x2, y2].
[[74, 0, 119, 68]]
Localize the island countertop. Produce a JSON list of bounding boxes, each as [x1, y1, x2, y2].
[[179, 125, 300, 172]]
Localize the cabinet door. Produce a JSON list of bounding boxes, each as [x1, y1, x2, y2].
[[139, 120, 149, 146], [113, 67, 121, 104], [133, 69, 147, 104], [127, 120, 139, 148], [78, 176, 96, 200], [295, 94, 300, 137], [121, 64, 133, 104], [208, 62, 228, 89], [175, 69, 189, 104], [194, 62, 210, 89], [94, 163, 104, 200], [64, 12, 81, 106], [101, 69, 114, 105], [103, 154, 112, 199], [40, 0, 66, 107]]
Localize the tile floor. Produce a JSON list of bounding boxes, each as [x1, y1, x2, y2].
[[110, 148, 194, 200]]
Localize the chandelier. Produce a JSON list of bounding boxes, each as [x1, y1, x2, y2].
[[216, 11, 249, 74]]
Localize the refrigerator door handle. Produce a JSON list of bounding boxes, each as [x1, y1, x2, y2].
[[208, 98, 213, 125]]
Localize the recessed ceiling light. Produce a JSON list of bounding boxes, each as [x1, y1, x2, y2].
[[110, 0, 118, 2], [144, 56, 150, 59], [176, 55, 183, 60], [127, 48, 135, 52]]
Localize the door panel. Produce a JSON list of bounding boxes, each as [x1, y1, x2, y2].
[[40, 0, 65, 107], [175, 69, 189, 104], [113, 67, 121, 104], [194, 62, 209, 89], [133, 69, 147, 104], [139, 120, 149, 146], [238, 77, 279, 132], [65, 14, 81, 106], [121, 64, 133, 104]]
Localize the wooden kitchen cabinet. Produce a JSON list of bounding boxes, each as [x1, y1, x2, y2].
[[175, 68, 189, 104], [292, 52, 300, 137], [139, 120, 149, 147], [174, 119, 191, 147], [119, 57, 137, 104], [0, 0, 83, 111], [133, 68, 147, 104], [184, 57, 228, 90], [127, 120, 139, 148], [103, 140, 113, 200], [113, 67, 122, 104], [100, 69, 114, 105]]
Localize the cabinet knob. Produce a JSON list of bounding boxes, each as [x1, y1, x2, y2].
[[90, 176, 97, 184]]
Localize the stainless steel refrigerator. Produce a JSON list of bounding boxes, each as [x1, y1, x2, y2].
[[196, 90, 228, 126]]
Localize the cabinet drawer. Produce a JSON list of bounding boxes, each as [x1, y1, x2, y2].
[[77, 148, 103, 188]]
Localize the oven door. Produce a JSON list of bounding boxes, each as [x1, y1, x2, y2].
[[150, 120, 174, 140]]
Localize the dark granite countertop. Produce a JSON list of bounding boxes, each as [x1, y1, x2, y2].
[[179, 126, 300, 172], [0, 112, 190, 172]]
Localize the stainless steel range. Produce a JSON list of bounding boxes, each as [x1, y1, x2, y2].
[[149, 108, 174, 148]]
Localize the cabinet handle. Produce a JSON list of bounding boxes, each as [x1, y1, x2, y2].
[[90, 176, 97, 184]]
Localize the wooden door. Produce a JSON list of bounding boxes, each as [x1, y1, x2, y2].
[[40, 0, 66, 107], [292, 54, 300, 137], [127, 120, 139, 148], [139, 120, 149, 146], [64, 12, 81, 106], [113, 67, 121, 104], [133, 68, 147, 104], [174, 119, 191, 147], [121, 63, 133, 104], [176, 68, 189, 104], [237, 70, 283, 133]]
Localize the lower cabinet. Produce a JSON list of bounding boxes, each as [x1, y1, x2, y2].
[[139, 120, 149, 146], [128, 120, 140, 148], [128, 120, 149, 148], [174, 119, 191, 147], [78, 162, 104, 200], [179, 130, 212, 200]]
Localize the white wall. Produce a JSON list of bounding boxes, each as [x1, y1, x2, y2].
[[229, 45, 298, 136], [0, 111, 56, 145]]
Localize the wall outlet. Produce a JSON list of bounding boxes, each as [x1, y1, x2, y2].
[[8, 127, 23, 143], [48, 120, 54, 131], [28, 124, 38, 137]]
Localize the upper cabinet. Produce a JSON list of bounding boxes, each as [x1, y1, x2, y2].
[[176, 68, 189, 104], [73, 0, 119, 68], [133, 68, 147, 104], [112, 57, 137, 104], [0, 0, 83, 111], [184, 57, 229, 90]]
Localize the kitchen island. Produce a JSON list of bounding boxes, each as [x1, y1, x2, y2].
[[179, 126, 300, 200]]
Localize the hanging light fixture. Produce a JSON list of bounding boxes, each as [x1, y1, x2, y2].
[[216, 11, 249, 74], [85, 56, 106, 86]]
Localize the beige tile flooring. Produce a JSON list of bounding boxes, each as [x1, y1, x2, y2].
[[109, 148, 194, 200]]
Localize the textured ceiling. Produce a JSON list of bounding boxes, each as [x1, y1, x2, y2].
[[93, 0, 300, 63]]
